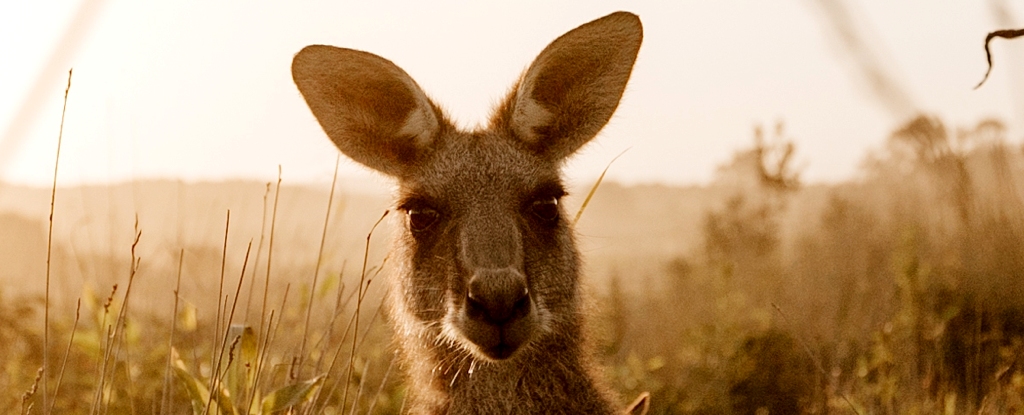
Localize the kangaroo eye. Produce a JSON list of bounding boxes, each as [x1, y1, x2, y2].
[[531, 197, 560, 222], [407, 208, 439, 232]]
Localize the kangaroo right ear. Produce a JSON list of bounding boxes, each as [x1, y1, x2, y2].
[[292, 45, 442, 177], [497, 11, 642, 162], [624, 392, 650, 415]]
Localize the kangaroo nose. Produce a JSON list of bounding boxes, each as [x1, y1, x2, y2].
[[466, 269, 531, 325]]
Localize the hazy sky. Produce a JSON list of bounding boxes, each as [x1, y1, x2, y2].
[[1, 1, 1023, 188]]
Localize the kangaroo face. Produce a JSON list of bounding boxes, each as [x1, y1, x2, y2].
[[292, 12, 641, 361], [393, 133, 573, 360]]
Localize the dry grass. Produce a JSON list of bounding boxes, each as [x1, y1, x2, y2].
[[3, 115, 1024, 414]]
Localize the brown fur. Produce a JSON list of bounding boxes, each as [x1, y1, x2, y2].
[[292, 12, 642, 414]]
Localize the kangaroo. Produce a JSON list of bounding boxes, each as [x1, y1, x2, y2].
[[292, 11, 643, 414]]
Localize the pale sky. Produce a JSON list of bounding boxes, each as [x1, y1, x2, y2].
[[1, 1, 1023, 188]]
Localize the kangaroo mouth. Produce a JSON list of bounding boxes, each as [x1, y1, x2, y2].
[[455, 305, 537, 361], [469, 326, 530, 360], [482, 343, 517, 360]]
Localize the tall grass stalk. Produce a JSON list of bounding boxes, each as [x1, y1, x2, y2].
[[347, 359, 370, 415], [43, 68, 73, 415], [298, 153, 342, 379], [354, 290, 387, 352], [315, 263, 348, 375], [340, 210, 388, 412], [365, 357, 395, 415], [213, 210, 231, 380], [315, 256, 389, 414], [244, 309, 275, 412], [160, 249, 185, 415], [48, 299, 81, 414], [92, 219, 142, 415], [258, 167, 283, 365], [107, 218, 142, 414], [89, 284, 116, 413], [202, 241, 253, 415], [247, 283, 290, 411], [352, 259, 389, 353], [315, 290, 361, 413], [311, 245, 387, 413], [244, 182, 272, 324]]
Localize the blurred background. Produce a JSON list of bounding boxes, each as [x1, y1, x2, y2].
[[2, 1, 1024, 414], [2, 0, 1023, 187]]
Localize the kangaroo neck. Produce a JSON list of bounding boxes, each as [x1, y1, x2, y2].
[[399, 322, 615, 415]]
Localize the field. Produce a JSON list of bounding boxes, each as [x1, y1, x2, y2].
[[1, 116, 1024, 414]]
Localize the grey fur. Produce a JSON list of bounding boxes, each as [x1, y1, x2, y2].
[[292, 11, 642, 414]]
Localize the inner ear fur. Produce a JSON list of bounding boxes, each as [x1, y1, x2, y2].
[[624, 392, 651, 415], [494, 11, 642, 162], [292, 45, 443, 177]]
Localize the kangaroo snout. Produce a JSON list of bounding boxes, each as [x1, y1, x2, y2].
[[466, 268, 532, 325], [459, 268, 536, 360]]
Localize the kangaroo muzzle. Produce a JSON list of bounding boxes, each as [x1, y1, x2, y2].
[[457, 266, 537, 360], [466, 268, 532, 325]]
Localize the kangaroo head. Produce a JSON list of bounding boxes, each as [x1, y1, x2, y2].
[[292, 12, 641, 361]]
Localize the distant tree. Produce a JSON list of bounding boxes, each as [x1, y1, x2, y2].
[[713, 121, 801, 195]]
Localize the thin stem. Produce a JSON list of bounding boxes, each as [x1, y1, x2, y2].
[[48, 298, 81, 414], [160, 249, 185, 415], [88, 284, 117, 415], [340, 210, 388, 412], [573, 148, 627, 226], [258, 167, 282, 367], [244, 182, 272, 325], [213, 210, 231, 380], [43, 67, 73, 415], [203, 241, 253, 415], [247, 283, 290, 412], [365, 357, 395, 415], [298, 153, 342, 379], [100, 220, 142, 414], [347, 359, 370, 415]]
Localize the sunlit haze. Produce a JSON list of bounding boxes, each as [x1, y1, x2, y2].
[[2, 1, 1023, 188]]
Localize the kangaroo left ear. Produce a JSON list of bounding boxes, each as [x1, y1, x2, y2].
[[495, 12, 642, 162], [292, 45, 442, 178]]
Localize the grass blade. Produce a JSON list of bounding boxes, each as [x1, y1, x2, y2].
[[573, 149, 628, 226]]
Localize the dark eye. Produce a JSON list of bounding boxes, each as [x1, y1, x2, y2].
[[407, 207, 439, 232], [531, 197, 560, 222]]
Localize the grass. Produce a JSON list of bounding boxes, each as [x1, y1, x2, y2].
[[42, 68, 73, 414], [592, 117, 1024, 414], [7, 71, 1024, 414], [16, 83, 400, 412], [13, 193, 399, 414]]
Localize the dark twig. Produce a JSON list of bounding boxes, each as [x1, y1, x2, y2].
[[976, 28, 1024, 89]]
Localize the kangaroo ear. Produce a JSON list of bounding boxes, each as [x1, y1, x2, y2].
[[624, 392, 650, 415], [498, 11, 642, 162], [292, 45, 441, 177]]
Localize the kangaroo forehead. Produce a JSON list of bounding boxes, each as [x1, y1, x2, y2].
[[407, 133, 562, 196]]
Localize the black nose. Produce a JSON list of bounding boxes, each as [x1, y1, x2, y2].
[[466, 269, 531, 325]]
